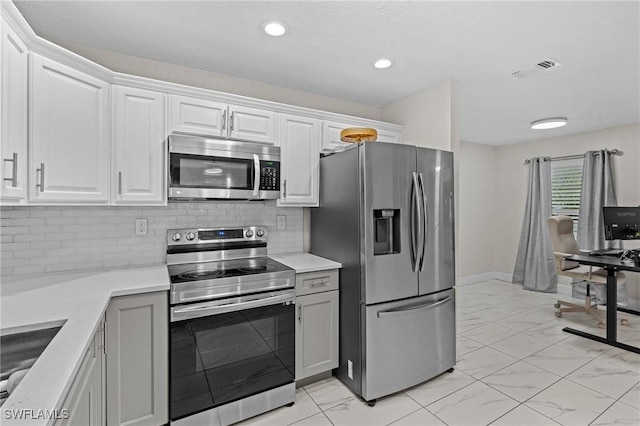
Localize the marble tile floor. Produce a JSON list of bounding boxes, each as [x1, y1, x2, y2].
[[238, 280, 640, 426]]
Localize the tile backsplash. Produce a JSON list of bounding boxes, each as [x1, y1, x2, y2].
[[0, 201, 303, 277]]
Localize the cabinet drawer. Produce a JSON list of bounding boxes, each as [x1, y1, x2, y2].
[[295, 269, 338, 296]]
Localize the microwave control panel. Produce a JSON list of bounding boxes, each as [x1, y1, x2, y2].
[[259, 161, 280, 191]]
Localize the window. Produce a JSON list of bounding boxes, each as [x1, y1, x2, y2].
[[551, 158, 583, 234]]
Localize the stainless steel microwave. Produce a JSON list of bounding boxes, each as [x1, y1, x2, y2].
[[168, 134, 280, 200]]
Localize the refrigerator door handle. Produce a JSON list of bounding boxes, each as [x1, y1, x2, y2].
[[418, 172, 428, 271], [411, 172, 423, 272], [377, 296, 452, 318]]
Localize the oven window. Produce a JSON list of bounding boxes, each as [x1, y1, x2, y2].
[[170, 153, 253, 189], [170, 302, 295, 421]]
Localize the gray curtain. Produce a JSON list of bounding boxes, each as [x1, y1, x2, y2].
[[513, 157, 557, 292], [575, 150, 628, 305]]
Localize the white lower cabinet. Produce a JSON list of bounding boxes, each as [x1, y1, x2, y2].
[[295, 270, 339, 380], [105, 291, 168, 426], [58, 321, 105, 426], [112, 85, 167, 205]]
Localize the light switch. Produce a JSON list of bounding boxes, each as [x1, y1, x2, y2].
[[276, 215, 286, 230]]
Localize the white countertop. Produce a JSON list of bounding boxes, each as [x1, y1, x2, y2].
[[0, 265, 169, 425], [269, 253, 342, 273]]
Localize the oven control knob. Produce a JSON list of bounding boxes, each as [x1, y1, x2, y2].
[[172, 232, 182, 242], [245, 229, 254, 238], [186, 232, 196, 241], [256, 228, 265, 237]]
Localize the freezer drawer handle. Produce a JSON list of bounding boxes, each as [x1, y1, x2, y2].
[[377, 296, 451, 318]]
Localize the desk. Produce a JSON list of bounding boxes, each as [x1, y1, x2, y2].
[[565, 254, 640, 354]]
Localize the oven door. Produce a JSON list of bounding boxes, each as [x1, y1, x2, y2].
[[169, 290, 295, 422]]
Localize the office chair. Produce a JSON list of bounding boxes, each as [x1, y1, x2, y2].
[[547, 215, 629, 328]]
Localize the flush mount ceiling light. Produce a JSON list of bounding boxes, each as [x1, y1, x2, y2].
[[262, 21, 288, 37], [531, 117, 567, 130], [373, 58, 393, 69]]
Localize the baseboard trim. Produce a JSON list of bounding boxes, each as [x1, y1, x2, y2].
[[457, 273, 638, 307], [457, 271, 513, 286]]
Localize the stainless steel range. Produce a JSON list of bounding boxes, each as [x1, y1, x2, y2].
[[167, 226, 296, 426]]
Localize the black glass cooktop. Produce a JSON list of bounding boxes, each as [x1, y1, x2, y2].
[[168, 257, 291, 283]]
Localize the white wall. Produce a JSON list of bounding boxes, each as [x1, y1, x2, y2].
[[381, 80, 458, 151], [56, 41, 382, 121], [458, 141, 497, 278], [459, 123, 640, 301]]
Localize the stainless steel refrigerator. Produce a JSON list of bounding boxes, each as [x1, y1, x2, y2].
[[310, 142, 456, 405]]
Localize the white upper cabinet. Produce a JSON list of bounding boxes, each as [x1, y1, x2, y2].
[[0, 18, 28, 202], [29, 54, 109, 203], [112, 85, 167, 205], [169, 94, 276, 144], [169, 94, 226, 138], [277, 113, 320, 207], [321, 120, 402, 153], [228, 105, 276, 144]]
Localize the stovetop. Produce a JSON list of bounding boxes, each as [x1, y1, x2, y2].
[[168, 257, 291, 284]]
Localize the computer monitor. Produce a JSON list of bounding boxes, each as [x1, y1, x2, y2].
[[603, 206, 640, 240]]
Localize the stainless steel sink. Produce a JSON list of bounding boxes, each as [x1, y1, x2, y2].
[[0, 323, 64, 405]]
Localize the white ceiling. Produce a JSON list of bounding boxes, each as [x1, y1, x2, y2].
[[13, 0, 640, 146]]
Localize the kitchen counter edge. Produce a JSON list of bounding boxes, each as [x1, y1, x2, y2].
[[269, 253, 342, 274]]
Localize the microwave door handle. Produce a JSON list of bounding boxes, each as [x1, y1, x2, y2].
[[253, 154, 260, 198]]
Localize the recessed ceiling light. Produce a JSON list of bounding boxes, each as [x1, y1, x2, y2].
[[262, 21, 288, 37], [374, 58, 393, 69], [531, 117, 567, 130]]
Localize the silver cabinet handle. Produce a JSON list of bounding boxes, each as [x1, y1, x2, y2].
[[298, 305, 302, 324], [3, 153, 18, 187], [97, 320, 107, 354], [222, 109, 227, 131], [36, 163, 45, 192], [378, 296, 451, 318], [230, 111, 235, 131], [283, 180, 287, 198], [118, 171, 123, 195]]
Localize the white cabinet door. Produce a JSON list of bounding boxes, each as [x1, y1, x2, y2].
[[228, 105, 276, 144], [295, 290, 339, 380], [106, 292, 168, 426], [0, 18, 28, 202], [321, 120, 401, 153], [58, 326, 105, 426], [277, 114, 320, 207], [29, 54, 109, 203], [169, 94, 227, 138], [112, 86, 166, 205]]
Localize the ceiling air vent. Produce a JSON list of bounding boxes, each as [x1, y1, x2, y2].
[[512, 58, 562, 78], [536, 59, 562, 70]]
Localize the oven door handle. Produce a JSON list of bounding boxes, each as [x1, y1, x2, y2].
[[253, 154, 260, 198], [171, 291, 295, 321]]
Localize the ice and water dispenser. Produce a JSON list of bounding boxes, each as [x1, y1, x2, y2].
[[373, 209, 400, 255]]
